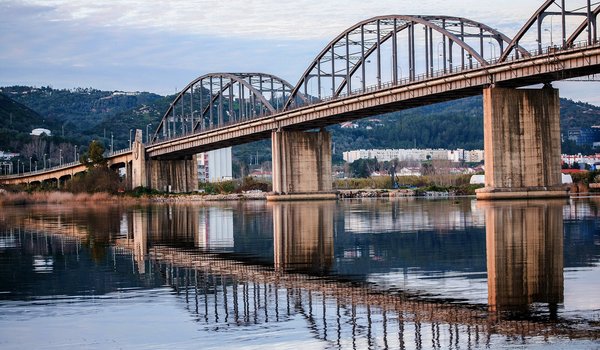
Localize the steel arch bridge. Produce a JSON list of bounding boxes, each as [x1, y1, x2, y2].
[[151, 0, 600, 145], [4, 1, 600, 184], [152, 73, 300, 142]]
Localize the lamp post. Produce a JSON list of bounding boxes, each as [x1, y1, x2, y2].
[[129, 129, 134, 149], [488, 41, 496, 61], [16, 159, 19, 175], [29, 157, 32, 173], [74, 146, 78, 162], [111, 132, 114, 154], [44, 153, 47, 169], [35, 161, 37, 172], [59, 149, 62, 166], [146, 124, 152, 144], [545, 28, 553, 47]]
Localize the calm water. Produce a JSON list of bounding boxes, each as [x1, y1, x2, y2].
[[0, 198, 599, 349]]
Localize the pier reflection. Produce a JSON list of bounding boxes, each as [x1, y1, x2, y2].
[[480, 200, 564, 316], [272, 201, 334, 274]]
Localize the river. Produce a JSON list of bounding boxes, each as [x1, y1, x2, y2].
[[0, 197, 599, 349]]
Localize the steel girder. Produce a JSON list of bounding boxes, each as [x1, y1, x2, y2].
[[152, 73, 297, 143], [500, 0, 599, 62], [282, 15, 520, 111]]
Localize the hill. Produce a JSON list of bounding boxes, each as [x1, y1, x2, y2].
[[0, 86, 163, 139], [0, 93, 62, 152]]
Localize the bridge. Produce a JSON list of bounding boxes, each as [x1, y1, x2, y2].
[[3, 1, 600, 199]]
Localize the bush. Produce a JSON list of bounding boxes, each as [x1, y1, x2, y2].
[[129, 186, 161, 197], [64, 166, 121, 193], [199, 180, 236, 194], [237, 177, 271, 192]]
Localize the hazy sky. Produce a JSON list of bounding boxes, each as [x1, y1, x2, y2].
[[1, 0, 599, 104]]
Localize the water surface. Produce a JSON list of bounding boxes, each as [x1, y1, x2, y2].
[[0, 197, 599, 349]]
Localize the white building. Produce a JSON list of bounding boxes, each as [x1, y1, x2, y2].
[[197, 147, 233, 182], [464, 150, 485, 163], [30, 128, 51, 136], [343, 148, 484, 164]]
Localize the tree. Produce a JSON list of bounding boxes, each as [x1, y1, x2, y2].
[[349, 158, 379, 178], [80, 140, 106, 168]]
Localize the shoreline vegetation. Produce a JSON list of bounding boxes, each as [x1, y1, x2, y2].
[[1, 172, 597, 206]]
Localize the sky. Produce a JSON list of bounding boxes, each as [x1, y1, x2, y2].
[[1, 0, 599, 104]]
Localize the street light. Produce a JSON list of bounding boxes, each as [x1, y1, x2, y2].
[[44, 153, 47, 169], [16, 159, 19, 175], [129, 129, 134, 149], [59, 149, 62, 166], [146, 124, 152, 144], [29, 157, 32, 173], [74, 145, 78, 162], [111, 132, 114, 154], [545, 28, 554, 47], [35, 161, 37, 172]]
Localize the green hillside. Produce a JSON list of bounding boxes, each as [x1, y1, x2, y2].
[[0, 86, 163, 138], [0, 93, 62, 152]]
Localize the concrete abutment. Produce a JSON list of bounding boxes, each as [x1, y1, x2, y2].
[[130, 129, 198, 193], [476, 87, 568, 200]]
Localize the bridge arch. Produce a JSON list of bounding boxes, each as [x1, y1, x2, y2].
[[283, 15, 521, 110], [500, 0, 599, 62], [152, 73, 299, 143]]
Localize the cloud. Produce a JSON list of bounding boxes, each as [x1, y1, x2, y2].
[[8, 0, 539, 40], [1, 0, 599, 105]]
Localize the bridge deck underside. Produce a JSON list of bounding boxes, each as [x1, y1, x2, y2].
[[147, 46, 600, 159]]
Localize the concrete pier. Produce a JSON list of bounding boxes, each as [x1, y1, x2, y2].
[[146, 156, 198, 193], [130, 130, 147, 189], [476, 87, 567, 200], [269, 129, 336, 200]]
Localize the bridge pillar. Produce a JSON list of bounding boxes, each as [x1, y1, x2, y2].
[[131, 130, 147, 189], [269, 129, 336, 200], [476, 87, 567, 200], [147, 155, 198, 193], [480, 200, 564, 314]]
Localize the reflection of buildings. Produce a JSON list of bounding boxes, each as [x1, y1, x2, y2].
[[344, 199, 485, 234], [482, 200, 564, 315], [197, 207, 234, 249], [272, 201, 334, 274]]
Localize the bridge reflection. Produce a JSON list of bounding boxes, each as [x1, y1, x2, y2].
[[272, 201, 334, 274], [2, 199, 597, 345], [481, 200, 565, 317]]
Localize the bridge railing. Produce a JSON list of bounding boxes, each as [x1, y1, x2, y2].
[[0, 147, 134, 180]]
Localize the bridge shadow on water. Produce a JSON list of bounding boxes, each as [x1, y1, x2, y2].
[[1, 198, 599, 348]]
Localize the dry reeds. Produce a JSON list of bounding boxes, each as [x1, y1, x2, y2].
[[0, 191, 117, 206]]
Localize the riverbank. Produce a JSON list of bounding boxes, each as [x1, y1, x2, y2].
[[0, 189, 269, 206]]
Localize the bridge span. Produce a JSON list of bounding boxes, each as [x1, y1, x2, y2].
[[3, 1, 600, 199]]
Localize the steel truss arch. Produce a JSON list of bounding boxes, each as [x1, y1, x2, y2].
[[152, 73, 298, 143], [500, 0, 599, 62], [283, 15, 517, 111]]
